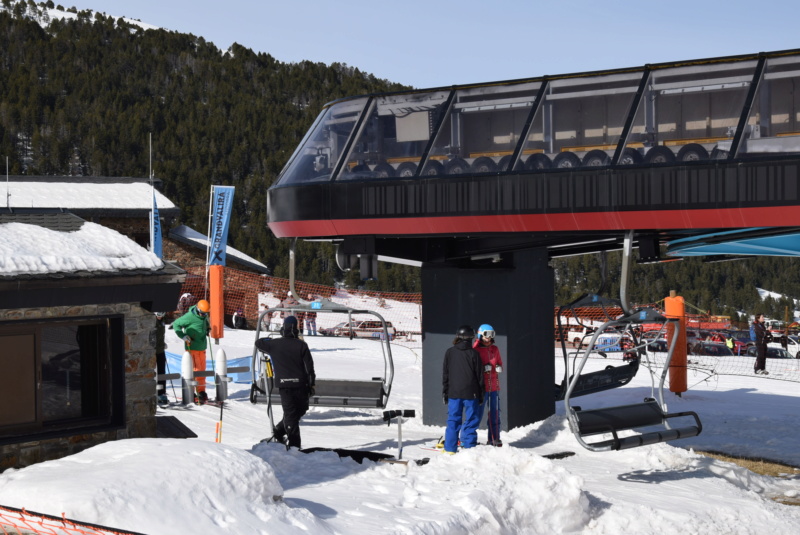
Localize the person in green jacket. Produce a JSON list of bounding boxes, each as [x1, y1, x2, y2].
[[172, 299, 211, 403]]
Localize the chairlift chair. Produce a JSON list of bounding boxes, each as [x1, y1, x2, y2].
[[250, 300, 394, 411], [563, 307, 702, 452], [555, 293, 642, 401]]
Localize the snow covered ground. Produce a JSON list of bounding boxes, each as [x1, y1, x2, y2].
[[0, 326, 799, 534]]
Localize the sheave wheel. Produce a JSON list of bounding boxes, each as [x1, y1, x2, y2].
[[372, 162, 395, 178], [444, 157, 470, 175], [677, 143, 709, 162], [552, 151, 581, 168], [396, 162, 418, 178], [471, 156, 498, 174], [421, 160, 444, 176], [582, 149, 610, 166], [525, 153, 552, 170], [645, 146, 676, 164], [618, 147, 643, 165]]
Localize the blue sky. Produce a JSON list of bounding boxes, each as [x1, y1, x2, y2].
[[62, 1, 798, 89]]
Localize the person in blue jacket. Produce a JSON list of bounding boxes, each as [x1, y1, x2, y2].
[[442, 325, 484, 454]]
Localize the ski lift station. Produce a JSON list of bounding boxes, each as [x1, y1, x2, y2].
[[265, 48, 800, 439]]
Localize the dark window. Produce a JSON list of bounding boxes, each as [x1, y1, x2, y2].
[[0, 317, 125, 442]]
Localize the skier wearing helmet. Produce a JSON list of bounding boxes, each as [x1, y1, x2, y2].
[[474, 324, 503, 446], [442, 325, 484, 454], [172, 299, 212, 403]]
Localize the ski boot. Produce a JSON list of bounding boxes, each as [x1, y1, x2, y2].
[[195, 391, 208, 404], [157, 394, 169, 406]]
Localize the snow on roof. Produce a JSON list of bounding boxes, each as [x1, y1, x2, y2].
[[170, 225, 268, 273], [1, 182, 175, 211], [0, 220, 163, 276]]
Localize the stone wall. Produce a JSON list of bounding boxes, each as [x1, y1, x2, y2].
[[0, 302, 157, 470]]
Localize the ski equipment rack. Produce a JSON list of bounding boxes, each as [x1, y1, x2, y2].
[[563, 307, 703, 452], [250, 301, 395, 410]]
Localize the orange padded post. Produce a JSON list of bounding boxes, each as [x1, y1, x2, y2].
[[209, 264, 224, 340], [664, 291, 687, 394]]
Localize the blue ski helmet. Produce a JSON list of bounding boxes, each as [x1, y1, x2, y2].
[[477, 324, 495, 339]]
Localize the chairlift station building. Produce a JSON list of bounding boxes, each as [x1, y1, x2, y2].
[[266, 49, 800, 428]]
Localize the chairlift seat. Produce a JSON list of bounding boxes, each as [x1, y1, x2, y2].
[[572, 400, 702, 451], [556, 360, 639, 401], [267, 379, 387, 408]]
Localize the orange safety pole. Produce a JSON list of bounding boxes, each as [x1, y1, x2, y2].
[[209, 264, 224, 340], [664, 290, 687, 394]]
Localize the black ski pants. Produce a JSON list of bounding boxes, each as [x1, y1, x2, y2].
[[755, 342, 767, 372], [276, 387, 310, 448]]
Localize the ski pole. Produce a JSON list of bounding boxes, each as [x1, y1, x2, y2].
[[207, 333, 224, 442]]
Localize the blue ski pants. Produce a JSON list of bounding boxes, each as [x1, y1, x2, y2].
[[444, 398, 482, 452], [480, 391, 501, 444]]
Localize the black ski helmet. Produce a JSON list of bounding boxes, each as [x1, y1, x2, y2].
[[456, 325, 475, 341]]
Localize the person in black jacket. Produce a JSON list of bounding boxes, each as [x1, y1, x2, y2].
[[255, 316, 316, 448], [442, 325, 485, 453], [752, 313, 770, 375], [154, 312, 168, 405]]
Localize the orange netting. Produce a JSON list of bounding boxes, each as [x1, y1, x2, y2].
[[171, 266, 732, 341], [172, 266, 423, 339], [553, 302, 732, 342], [0, 505, 144, 535]]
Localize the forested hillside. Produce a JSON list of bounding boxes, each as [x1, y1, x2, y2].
[[2, 1, 799, 317], [553, 254, 799, 324], [0, 1, 420, 290]]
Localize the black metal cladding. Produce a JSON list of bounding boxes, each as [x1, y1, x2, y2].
[[271, 159, 800, 224], [268, 48, 800, 250]]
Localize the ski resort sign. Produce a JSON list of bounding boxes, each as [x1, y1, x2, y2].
[[208, 185, 235, 266]]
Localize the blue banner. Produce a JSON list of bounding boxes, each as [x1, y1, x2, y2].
[[151, 190, 163, 259], [209, 185, 235, 266]]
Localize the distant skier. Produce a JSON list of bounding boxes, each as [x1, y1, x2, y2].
[[172, 299, 211, 403], [305, 294, 318, 336], [232, 309, 247, 330], [752, 313, 770, 375], [177, 292, 194, 314], [442, 325, 484, 454], [473, 324, 503, 446], [255, 316, 316, 448]]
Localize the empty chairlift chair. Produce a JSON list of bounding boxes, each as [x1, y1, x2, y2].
[[555, 293, 642, 402], [563, 307, 703, 452], [250, 301, 394, 410]]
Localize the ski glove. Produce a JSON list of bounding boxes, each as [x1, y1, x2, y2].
[[183, 335, 192, 344], [308, 385, 316, 397], [443, 393, 448, 405], [495, 365, 502, 373], [484, 364, 492, 373]]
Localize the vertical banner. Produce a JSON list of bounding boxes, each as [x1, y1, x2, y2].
[[150, 189, 163, 259], [208, 185, 234, 340], [209, 185, 235, 266]]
